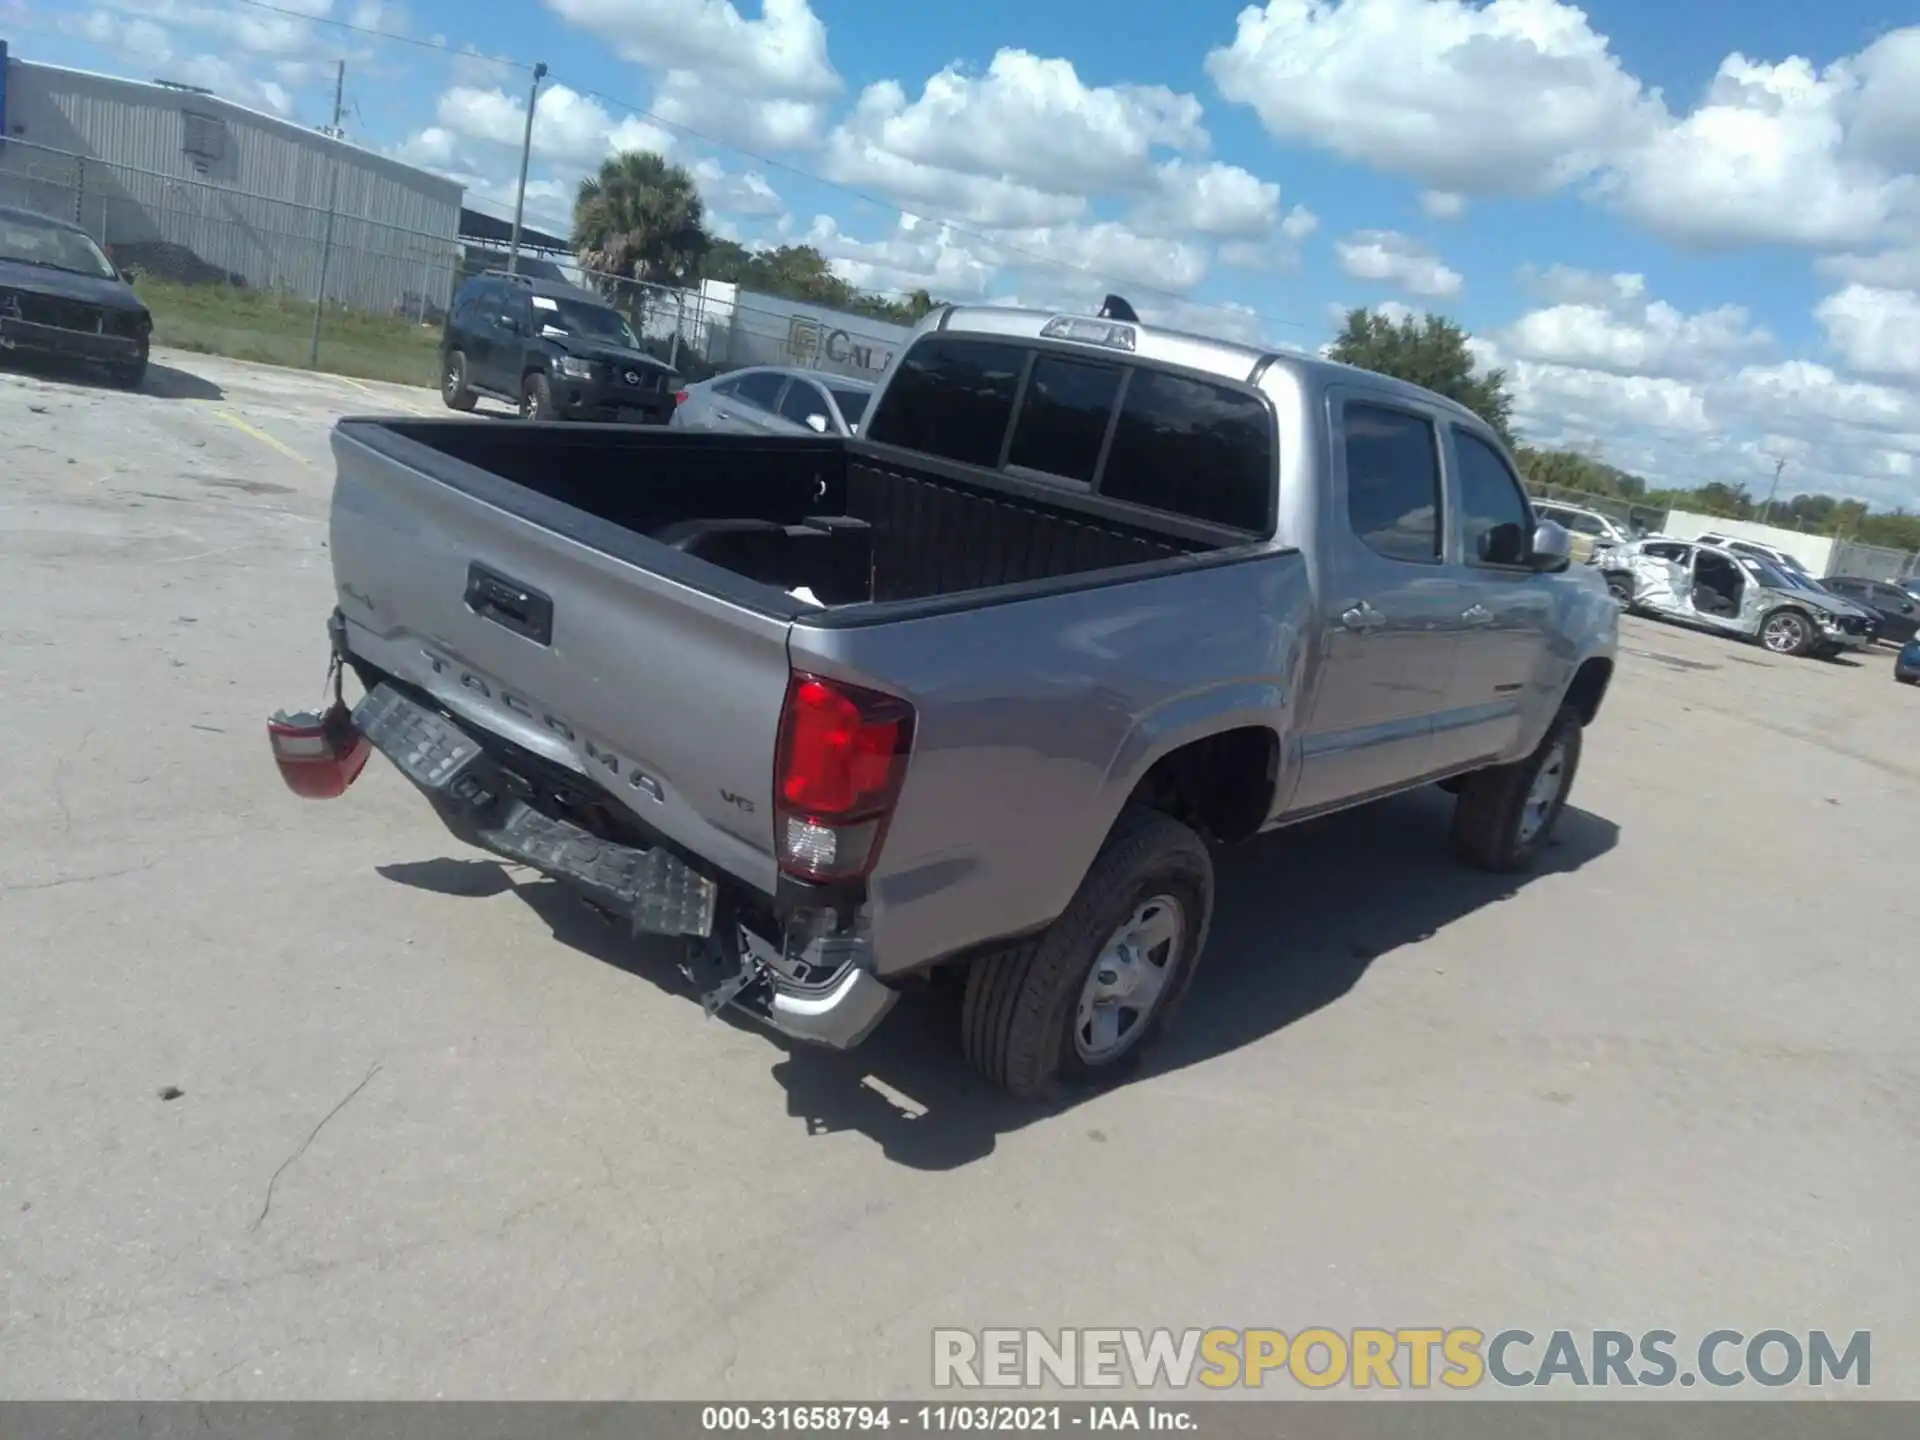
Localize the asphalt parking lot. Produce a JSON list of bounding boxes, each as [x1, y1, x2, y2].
[[3, 349, 1917, 1401]]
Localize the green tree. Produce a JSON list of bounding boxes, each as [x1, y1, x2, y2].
[[572, 150, 711, 290], [1329, 308, 1515, 446], [1691, 481, 1754, 518]]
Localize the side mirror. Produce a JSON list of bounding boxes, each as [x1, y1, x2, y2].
[[1526, 520, 1573, 573], [804, 414, 829, 435]]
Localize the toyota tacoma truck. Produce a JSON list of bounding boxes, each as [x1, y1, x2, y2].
[[271, 300, 1619, 1099]]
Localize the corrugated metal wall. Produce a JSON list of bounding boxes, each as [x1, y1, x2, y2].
[[0, 59, 463, 314]]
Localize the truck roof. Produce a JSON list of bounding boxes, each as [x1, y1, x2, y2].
[[932, 303, 1494, 433]]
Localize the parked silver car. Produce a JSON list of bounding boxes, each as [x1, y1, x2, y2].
[[1598, 537, 1879, 656], [671, 366, 875, 438]]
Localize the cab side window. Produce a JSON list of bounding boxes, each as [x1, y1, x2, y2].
[[1342, 404, 1441, 562], [1452, 430, 1533, 567]]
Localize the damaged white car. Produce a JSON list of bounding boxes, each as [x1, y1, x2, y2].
[[1597, 538, 1880, 658]]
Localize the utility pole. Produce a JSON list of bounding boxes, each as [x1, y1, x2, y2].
[[308, 59, 346, 367], [508, 62, 548, 276], [1758, 454, 1786, 526]]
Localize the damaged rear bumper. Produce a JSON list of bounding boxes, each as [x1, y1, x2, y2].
[[348, 681, 896, 1049]]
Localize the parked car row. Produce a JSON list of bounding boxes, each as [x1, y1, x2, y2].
[[436, 270, 880, 442], [1591, 536, 1881, 658]]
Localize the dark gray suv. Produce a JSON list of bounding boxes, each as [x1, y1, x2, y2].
[[440, 271, 678, 424]]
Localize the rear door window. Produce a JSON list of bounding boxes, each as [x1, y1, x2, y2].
[[864, 337, 1025, 467], [1005, 356, 1123, 485], [778, 378, 830, 429], [733, 371, 788, 411], [1097, 370, 1272, 531], [1342, 404, 1441, 562]]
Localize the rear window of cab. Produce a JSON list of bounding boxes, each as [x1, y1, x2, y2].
[[864, 336, 1274, 534]]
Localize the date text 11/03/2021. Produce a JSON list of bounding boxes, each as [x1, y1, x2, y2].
[[701, 1406, 1193, 1431]]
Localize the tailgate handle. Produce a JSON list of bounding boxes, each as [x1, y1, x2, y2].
[[464, 563, 553, 646]]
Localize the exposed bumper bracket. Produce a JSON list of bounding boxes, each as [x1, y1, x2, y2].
[[353, 683, 717, 937]]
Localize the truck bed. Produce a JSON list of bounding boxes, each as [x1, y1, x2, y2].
[[347, 419, 1228, 614]]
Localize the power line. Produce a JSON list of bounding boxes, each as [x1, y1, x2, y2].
[[225, 0, 529, 70], [558, 77, 1316, 333], [225, 0, 1310, 333]]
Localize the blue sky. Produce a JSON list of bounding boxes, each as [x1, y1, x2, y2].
[[9, 0, 1920, 507]]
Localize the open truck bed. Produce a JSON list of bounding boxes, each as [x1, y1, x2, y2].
[[342, 418, 1238, 614], [324, 416, 1287, 992]]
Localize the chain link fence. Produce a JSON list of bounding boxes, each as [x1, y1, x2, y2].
[[1, 136, 912, 395], [1523, 483, 1665, 537], [568, 269, 912, 387], [1, 137, 460, 383], [1827, 539, 1920, 582]]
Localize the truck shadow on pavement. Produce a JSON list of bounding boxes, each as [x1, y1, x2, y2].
[[1, 353, 224, 400], [380, 786, 1617, 1171]]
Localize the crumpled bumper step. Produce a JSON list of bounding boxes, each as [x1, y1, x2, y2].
[[352, 682, 717, 937]]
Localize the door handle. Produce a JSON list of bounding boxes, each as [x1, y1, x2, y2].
[[1340, 602, 1386, 634], [1462, 603, 1494, 625]]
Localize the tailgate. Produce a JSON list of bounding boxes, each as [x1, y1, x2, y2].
[[328, 422, 794, 895]]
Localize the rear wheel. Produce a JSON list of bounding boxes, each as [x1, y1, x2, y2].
[[1451, 706, 1582, 874], [441, 350, 476, 411], [520, 371, 555, 420], [1759, 608, 1816, 657], [960, 806, 1212, 1101]]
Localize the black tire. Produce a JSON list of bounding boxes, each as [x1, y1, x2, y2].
[[960, 805, 1213, 1101], [1758, 607, 1817, 657], [108, 343, 148, 391], [1603, 571, 1633, 606], [441, 350, 476, 411], [1451, 706, 1583, 874], [1897, 671, 1919, 686], [520, 370, 555, 420]]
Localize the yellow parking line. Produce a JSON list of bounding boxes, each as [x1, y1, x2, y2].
[[333, 372, 435, 416], [217, 410, 312, 467]]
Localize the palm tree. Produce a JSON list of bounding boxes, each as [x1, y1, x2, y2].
[[572, 151, 710, 291]]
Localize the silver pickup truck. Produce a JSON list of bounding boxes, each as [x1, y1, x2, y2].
[[272, 302, 1618, 1099]]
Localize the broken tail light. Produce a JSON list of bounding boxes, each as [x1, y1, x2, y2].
[[268, 701, 371, 799], [772, 673, 915, 883]]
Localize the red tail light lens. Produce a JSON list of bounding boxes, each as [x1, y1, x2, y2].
[[773, 673, 914, 881], [268, 702, 371, 799], [674, 389, 690, 406]]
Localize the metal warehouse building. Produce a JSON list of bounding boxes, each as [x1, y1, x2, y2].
[[0, 50, 464, 316]]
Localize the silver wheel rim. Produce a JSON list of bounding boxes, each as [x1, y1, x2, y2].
[[1074, 895, 1185, 1065], [1518, 741, 1568, 846], [444, 359, 460, 394], [1763, 614, 1805, 653]]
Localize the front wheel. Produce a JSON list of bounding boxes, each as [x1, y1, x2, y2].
[[442, 350, 476, 411], [1759, 608, 1817, 657], [108, 342, 148, 391], [1451, 706, 1583, 874], [1603, 571, 1633, 607], [960, 806, 1213, 1101], [520, 371, 555, 420]]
